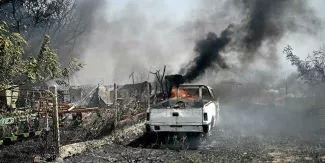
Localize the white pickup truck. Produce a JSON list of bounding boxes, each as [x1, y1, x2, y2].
[[145, 84, 220, 138]]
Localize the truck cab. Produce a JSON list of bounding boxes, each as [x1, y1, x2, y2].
[[145, 84, 219, 135]]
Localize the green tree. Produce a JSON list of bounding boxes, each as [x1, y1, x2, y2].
[[0, 21, 27, 89], [0, 21, 83, 90], [284, 45, 325, 85], [0, 0, 91, 59]]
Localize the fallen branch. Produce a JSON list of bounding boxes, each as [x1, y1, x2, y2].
[[59, 122, 145, 159]]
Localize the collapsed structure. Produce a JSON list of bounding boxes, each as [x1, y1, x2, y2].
[[0, 82, 152, 145]]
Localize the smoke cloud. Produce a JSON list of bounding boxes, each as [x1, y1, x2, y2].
[[65, 0, 323, 86], [236, 0, 321, 63], [180, 25, 233, 83], [176, 0, 322, 83], [73, 1, 193, 85]]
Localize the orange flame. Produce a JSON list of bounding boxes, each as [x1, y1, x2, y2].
[[170, 88, 199, 100]]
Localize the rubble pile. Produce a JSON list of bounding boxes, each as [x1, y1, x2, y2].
[[60, 109, 115, 145], [57, 82, 149, 144], [113, 81, 150, 122]]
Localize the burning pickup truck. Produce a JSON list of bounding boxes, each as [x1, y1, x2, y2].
[[145, 84, 220, 138]]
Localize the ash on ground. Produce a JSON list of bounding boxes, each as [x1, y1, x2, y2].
[[65, 102, 325, 163]]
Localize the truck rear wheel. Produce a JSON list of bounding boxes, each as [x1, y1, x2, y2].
[[187, 133, 202, 149]]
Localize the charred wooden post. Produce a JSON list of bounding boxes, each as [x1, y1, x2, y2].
[[45, 107, 49, 131], [150, 65, 166, 94], [147, 82, 150, 108], [113, 83, 118, 129], [50, 86, 60, 156], [45, 91, 50, 131]]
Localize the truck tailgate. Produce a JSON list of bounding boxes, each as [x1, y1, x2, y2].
[[150, 108, 203, 125]]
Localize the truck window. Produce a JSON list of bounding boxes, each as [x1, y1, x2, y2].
[[202, 87, 213, 101], [170, 87, 199, 100]]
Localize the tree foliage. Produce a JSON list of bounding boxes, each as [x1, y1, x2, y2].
[[0, 21, 83, 90], [0, 0, 89, 54], [284, 45, 325, 85], [0, 21, 27, 89], [36, 34, 62, 81]]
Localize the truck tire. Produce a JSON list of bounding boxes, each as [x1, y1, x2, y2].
[[187, 133, 201, 150]]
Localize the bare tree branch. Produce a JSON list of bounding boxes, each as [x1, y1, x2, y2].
[[149, 65, 167, 94]]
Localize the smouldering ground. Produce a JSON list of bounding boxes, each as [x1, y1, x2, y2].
[[2, 103, 325, 163], [63, 127, 325, 163], [64, 104, 325, 163]]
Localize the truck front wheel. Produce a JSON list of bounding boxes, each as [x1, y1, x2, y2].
[[186, 133, 201, 149]]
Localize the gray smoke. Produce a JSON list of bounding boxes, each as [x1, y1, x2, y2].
[[235, 0, 321, 64], [74, 1, 193, 85], [176, 0, 322, 83], [180, 25, 233, 83], [67, 0, 323, 86]]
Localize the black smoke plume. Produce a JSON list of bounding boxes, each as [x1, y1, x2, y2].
[[179, 24, 233, 83], [165, 74, 185, 88], [173, 0, 321, 83], [241, 0, 288, 52], [237, 0, 320, 62]]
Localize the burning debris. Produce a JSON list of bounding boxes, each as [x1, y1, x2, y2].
[[170, 87, 199, 100]]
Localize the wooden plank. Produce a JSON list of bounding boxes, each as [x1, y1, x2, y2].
[[59, 122, 145, 159], [58, 108, 99, 114], [37, 107, 100, 115]]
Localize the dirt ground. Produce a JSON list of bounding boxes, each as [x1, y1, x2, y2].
[[63, 104, 325, 163], [2, 103, 325, 163], [0, 135, 56, 163], [63, 127, 325, 163]]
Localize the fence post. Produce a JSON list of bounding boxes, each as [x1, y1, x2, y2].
[[147, 82, 150, 109], [50, 86, 60, 156], [114, 83, 118, 128], [45, 106, 49, 131], [97, 84, 100, 107]]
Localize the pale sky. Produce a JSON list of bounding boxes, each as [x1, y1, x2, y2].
[[106, 0, 197, 23], [107, 0, 325, 22]]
